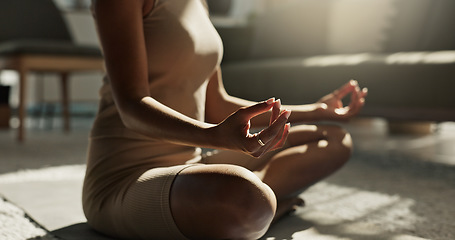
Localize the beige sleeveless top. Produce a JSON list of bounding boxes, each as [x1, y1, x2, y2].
[[84, 0, 223, 207], [90, 0, 223, 161]]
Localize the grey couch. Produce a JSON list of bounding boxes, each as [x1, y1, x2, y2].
[[218, 0, 455, 122]]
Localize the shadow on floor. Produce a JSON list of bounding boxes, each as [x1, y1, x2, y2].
[[50, 223, 114, 240], [261, 214, 313, 239], [35, 218, 312, 240]]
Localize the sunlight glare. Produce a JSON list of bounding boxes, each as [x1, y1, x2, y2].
[[302, 53, 371, 67], [386, 51, 455, 65], [318, 140, 328, 148]]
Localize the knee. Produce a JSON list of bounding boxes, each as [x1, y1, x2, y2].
[[224, 166, 277, 238], [171, 164, 276, 239], [324, 125, 353, 163]]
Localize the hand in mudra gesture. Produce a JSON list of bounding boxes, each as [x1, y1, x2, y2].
[[214, 98, 290, 158], [318, 80, 368, 121]]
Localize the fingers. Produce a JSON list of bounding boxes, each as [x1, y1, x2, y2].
[[261, 99, 290, 153], [345, 84, 367, 117], [361, 87, 368, 100], [333, 80, 357, 99], [237, 98, 275, 122], [270, 99, 281, 126], [231, 98, 289, 157], [347, 85, 360, 115], [251, 99, 289, 157], [260, 110, 291, 144], [254, 122, 290, 156], [249, 110, 290, 157], [270, 123, 290, 151], [358, 87, 368, 107]]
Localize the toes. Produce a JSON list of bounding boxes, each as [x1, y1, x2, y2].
[[295, 197, 305, 207], [272, 197, 306, 224]]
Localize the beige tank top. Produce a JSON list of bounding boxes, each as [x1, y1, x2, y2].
[[83, 1, 223, 221], [91, 0, 223, 143]]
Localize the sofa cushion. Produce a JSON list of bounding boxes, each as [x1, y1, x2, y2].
[[221, 51, 455, 121], [0, 0, 72, 43], [0, 40, 102, 57]]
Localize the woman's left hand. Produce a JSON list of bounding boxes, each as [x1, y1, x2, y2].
[[317, 80, 368, 121]]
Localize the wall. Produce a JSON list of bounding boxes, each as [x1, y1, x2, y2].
[[327, 0, 395, 54]]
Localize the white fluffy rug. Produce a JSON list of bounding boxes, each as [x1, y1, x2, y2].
[[0, 196, 57, 240], [0, 155, 453, 240], [2, 119, 455, 239]]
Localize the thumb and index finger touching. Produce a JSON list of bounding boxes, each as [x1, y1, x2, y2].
[[336, 80, 368, 99], [252, 98, 291, 147], [335, 80, 368, 118], [334, 80, 358, 99], [237, 98, 291, 152], [238, 98, 289, 129], [237, 98, 275, 122]]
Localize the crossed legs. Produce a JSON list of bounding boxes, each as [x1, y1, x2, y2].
[[170, 124, 352, 239], [170, 164, 276, 239], [261, 124, 352, 199]]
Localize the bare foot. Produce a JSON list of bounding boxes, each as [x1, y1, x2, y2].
[[272, 197, 305, 224]]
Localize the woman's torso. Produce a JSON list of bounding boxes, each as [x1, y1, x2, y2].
[[93, 0, 222, 133], [84, 0, 223, 211]]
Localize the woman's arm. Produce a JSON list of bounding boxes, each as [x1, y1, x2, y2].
[[205, 67, 368, 127], [93, 0, 210, 146], [92, 0, 289, 157]]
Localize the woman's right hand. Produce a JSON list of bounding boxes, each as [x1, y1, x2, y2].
[[211, 98, 291, 158]]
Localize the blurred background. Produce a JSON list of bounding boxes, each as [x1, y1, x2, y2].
[[1, 0, 454, 134]]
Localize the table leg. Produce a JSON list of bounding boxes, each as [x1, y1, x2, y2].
[[18, 68, 27, 142], [60, 72, 70, 132]]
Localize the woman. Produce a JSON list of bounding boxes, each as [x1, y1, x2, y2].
[[83, 0, 368, 239]]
